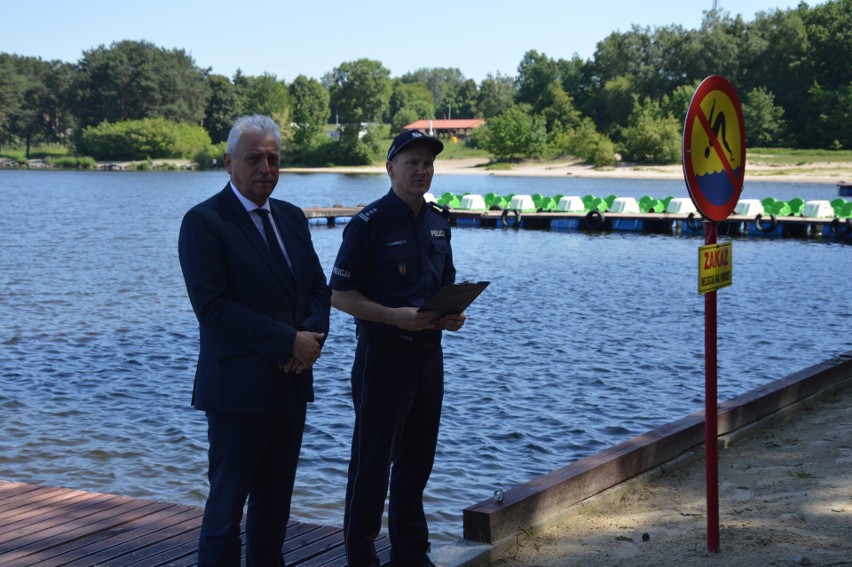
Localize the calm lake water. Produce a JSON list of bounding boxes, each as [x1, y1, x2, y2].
[[0, 168, 849, 543]]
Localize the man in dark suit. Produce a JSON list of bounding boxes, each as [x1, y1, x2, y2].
[[178, 114, 330, 566]]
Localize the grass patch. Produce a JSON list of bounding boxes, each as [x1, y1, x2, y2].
[[786, 467, 816, 479], [748, 147, 852, 164], [44, 156, 96, 169], [0, 150, 28, 164]]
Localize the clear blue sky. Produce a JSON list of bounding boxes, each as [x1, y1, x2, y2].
[[2, 0, 821, 83]]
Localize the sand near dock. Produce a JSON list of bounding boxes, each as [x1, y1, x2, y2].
[[482, 382, 852, 567], [286, 156, 852, 186]]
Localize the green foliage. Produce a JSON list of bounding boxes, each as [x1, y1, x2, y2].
[[289, 75, 331, 148], [801, 82, 852, 149], [242, 73, 290, 119], [742, 87, 787, 147], [747, 146, 852, 163], [390, 107, 421, 135], [289, 128, 378, 167], [516, 50, 560, 113], [72, 40, 209, 129], [660, 82, 701, 122], [331, 139, 375, 166], [472, 105, 546, 161], [548, 118, 617, 167], [194, 142, 227, 170], [360, 123, 390, 158], [388, 80, 435, 131], [327, 59, 392, 125], [287, 134, 333, 167], [0, 150, 28, 165], [445, 79, 479, 119], [205, 75, 241, 144], [619, 98, 682, 164], [540, 84, 582, 131], [0, 54, 76, 151], [597, 76, 636, 135], [78, 118, 212, 161], [43, 155, 96, 169], [23, 145, 69, 159], [401, 67, 467, 119], [477, 72, 516, 118]]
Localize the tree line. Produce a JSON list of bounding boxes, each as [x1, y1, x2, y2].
[[0, 1, 849, 167]]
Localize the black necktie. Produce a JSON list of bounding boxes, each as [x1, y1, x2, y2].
[[254, 209, 290, 269]]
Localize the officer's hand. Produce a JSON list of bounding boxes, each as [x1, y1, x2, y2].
[[291, 331, 325, 366], [438, 312, 466, 332], [392, 307, 435, 331]]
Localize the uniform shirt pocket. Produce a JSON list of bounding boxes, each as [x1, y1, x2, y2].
[[378, 240, 417, 280]]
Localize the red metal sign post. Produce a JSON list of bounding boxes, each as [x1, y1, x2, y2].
[[703, 220, 720, 551], [682, 75, 746, 553]]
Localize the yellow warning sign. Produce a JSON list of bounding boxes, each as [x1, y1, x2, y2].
[[698, 242, 733, 294], [689, 92, 743, 178], [682, 75, 746, 222]]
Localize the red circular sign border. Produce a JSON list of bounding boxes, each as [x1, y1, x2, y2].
[[682, 75, 746, 222]]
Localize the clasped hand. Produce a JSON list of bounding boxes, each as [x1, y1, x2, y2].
[[280, 331, 325, 374]]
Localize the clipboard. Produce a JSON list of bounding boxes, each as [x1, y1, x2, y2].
[[417, 281, 490, 318]]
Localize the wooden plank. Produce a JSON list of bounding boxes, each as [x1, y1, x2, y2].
[[58, 506, 203, 567], [462, 350, 852, 544], [315, 535, 391, 567], [0, 491, 122, 546], [116, 534, 198, 566], [281, 525, 341, 564], [0, 482, 44, 501], [65, 507, 203, 567], [0, 498, 161, 565], [0, 481, 394, 566], [26, 503, 189, 566], [0, 485, 83, 514]]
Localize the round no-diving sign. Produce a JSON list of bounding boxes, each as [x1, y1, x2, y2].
[[682, 75, 746, 222]]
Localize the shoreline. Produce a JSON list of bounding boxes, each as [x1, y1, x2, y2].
[[5, 155, 851, 185], [284, 157, 852, 185]]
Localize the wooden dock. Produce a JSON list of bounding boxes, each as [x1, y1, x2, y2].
[[302, 207, 850, 239], [0, 480, 389, 566]]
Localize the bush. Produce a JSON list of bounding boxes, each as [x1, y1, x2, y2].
[[0, 151, 28, 165], [194, 142, 227, 170], [547, 118, 617, 168], [333, 139, 375, 166], [44, 156, 96, 169], [619, 103, 681, 164], [474, 105, 547, 162], [287, 135, 375, 167], [78, 118, 212, 161]]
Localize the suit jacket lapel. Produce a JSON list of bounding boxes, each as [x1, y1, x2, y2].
[[220, 186, 296, 297], [270, 202, 301, 284]]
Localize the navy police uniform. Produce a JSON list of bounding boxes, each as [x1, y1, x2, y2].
[[329, 188, 455, 567]]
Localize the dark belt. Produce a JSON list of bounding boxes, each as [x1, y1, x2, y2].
[[356, 326, 441, 352]]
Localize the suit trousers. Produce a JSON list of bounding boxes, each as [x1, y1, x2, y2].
[[344, 331, 444, 567], [197, 407, 306, 567]]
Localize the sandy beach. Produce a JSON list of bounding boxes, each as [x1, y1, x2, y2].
[[286, 156, 852, 186], [483, 381, 852, 567]]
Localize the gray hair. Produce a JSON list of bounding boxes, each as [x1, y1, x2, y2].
[[225, 114, 281, 155]]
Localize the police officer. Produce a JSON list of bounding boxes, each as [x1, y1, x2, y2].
[[329, 131, 466, 567]]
